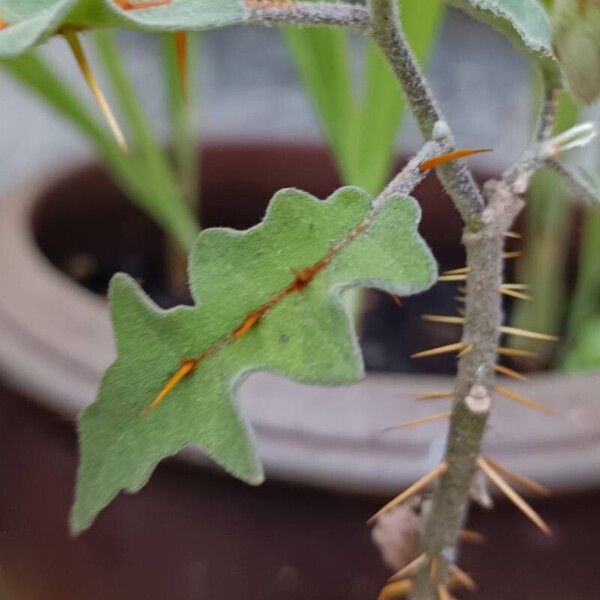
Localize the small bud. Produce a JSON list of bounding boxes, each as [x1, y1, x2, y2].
[[549, 122, 598, 155], [432, 120, 451, 141]]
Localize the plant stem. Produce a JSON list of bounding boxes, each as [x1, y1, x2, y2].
[[368, 0, 484, 229], [364, 2, 554, 597], [246, 2, 370, 30]]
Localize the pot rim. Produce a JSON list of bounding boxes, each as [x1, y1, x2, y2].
[[1, 157, 599, 496]]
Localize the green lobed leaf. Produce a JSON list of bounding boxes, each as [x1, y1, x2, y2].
[[0, 0, 247, 58], [443, 0, 559, 77], [71, 186, 437, 532], [0, 0, 77, 58], [67, 0, 247, 32]]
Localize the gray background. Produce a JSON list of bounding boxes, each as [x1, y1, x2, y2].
[[0, 8, 594, 191]]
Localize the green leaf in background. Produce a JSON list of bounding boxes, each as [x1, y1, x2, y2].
[[0, 0, 247, 58], [443, 0, 559, 79], [67, 0, 247, 32], [551, 0, 600, 104], [2, 49, 198, 250], [0, 0, 76, 58], [563, 315, 600, 371], [71, 186, 437, 532], [510, 89, 578, 366], [283, 0, 443, 196]]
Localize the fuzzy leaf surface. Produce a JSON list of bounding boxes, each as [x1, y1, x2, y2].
[[71, 186, 437, 533], [443, 0, 559, 77], [0, 0, 247, 57], [0, 0, 76, 58]]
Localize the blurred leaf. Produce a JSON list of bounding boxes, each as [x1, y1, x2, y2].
[[443, 0, 559, 79], [0, 0, 77, 58], [551, 0, 600, 104], [562, 315, 600, 371], [0, 0, 247, 58], [2, 51, 198, 249], [71, 186, 437, 532]]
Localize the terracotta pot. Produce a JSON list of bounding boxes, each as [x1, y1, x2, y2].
[[0, 144, 599, 600]]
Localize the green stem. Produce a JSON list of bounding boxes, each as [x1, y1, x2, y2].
[[93, 30, 198, 251], [2, 50, 197, 250]]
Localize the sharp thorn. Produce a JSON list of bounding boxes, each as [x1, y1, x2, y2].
[[143, 359, 197, 416], [437, 583, 456, 600], [175, 31, 188, 101], [442, 266, 470, 276], [416, 391, 455, 401], [503, 251, 522, 259], [64, 31, 128, 152], [502, 283, 529, 290], [419, 148, 492, 172], [504, 231, 522, 239], [368, 463, 448, 524], [494, 363, 529, 382], [500, 325, 558, 342], [411, 342, 466, 359], [494, 385, 556, 414], [448, 564, 477, 591], [438, 274, 468, 282], [383, 411, 452, 432], [389, 553, 428, 582], [422, 315, 466, 325], [483, 456, 551, 496], [459, 529, 484, 544], [497, 347, 538, 359], [478, 457, 551, 535], [501, 287, 533, 301], [378, 580, 414, 600], [457, 343, 474, 358]]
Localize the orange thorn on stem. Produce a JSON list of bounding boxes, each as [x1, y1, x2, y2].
[[419, 148, 492, 172], [448, 564, 477, 592], [383, 411, 452, 432], [233, 310, 263, 339], [411, 342, 466, 359], [438, 274, 467, 282], [175, 31, 188, 101], [143, 358, 198, 416], [378, 579, 414, 600], [422, 314, 466, 325], [115, 0, 171, 10], [0, 15, 8, 30], [495, 385, 556, 414], [459, 529, 484, 544], [499, 325, 558, 342], [497, 347, 538, 359], [494, 363, 529, 382], [478, 457, 551, 535], [417, 391, 454, 401], [368, 462, 448, 524], [442, 266, 470, 276], [483, 456, 551, 497], [389, 553, 428, 582], [64, 31, 128, 152]]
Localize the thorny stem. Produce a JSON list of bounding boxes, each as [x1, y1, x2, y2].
[[247, 4, 560, 598], [365, 2, 553, 598], [368, 0, 485, 229]]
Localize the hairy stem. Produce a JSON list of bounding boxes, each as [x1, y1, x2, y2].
[[413, 181, 523, 599], [368, 0, 484, 228], [246, 2, 370, 30]]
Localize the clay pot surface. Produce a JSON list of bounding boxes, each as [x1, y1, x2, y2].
[[1, 144, 599, 599]]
